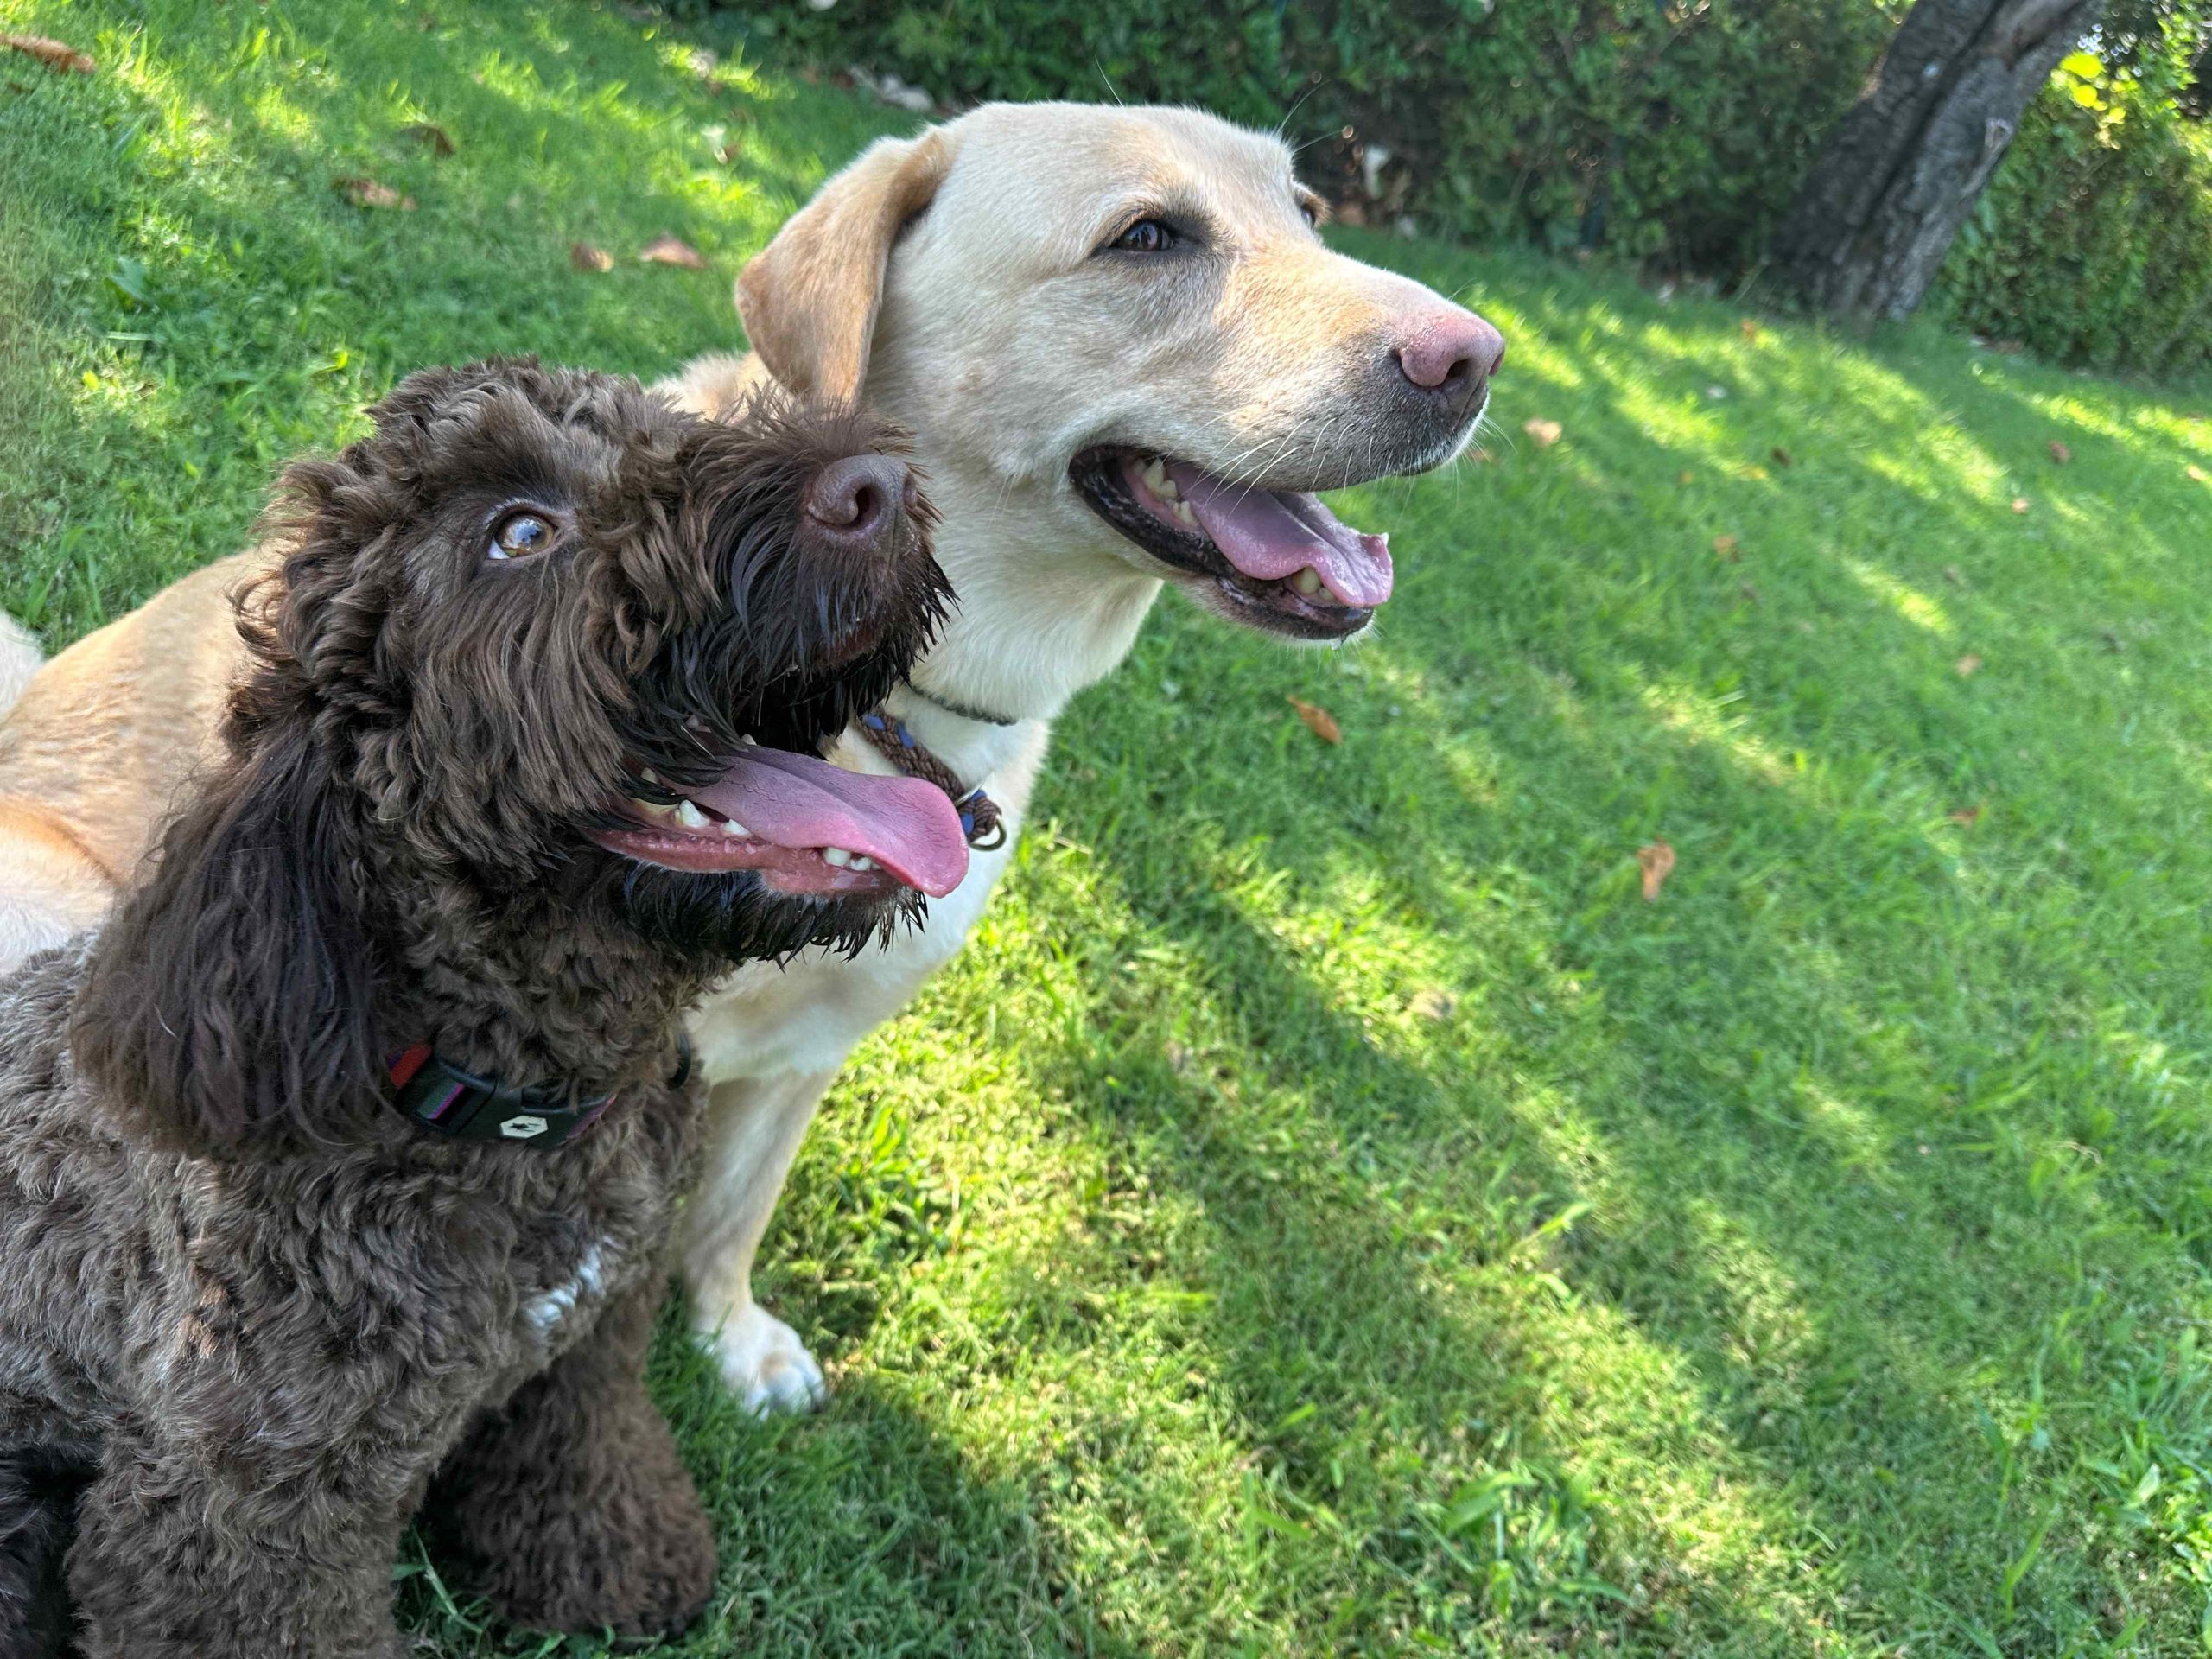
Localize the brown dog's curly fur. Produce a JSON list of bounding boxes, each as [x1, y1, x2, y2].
[[0, 359, 950, 1656]]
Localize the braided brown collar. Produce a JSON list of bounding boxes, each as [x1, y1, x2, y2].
[[857, 710, 1007, 850]]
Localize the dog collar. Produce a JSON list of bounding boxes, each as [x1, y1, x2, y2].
[[858, 709, 1007, 851], [385, 1036, 692, 1148]]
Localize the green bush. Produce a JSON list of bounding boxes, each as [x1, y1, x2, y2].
[[1940, 43, 2212, 378], [743, 0, 1898, 269]]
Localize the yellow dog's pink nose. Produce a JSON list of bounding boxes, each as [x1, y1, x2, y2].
[[1395, 309, 1507, 416]]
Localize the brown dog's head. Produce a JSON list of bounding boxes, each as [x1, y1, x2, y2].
[[73, 359, 967, 1154]]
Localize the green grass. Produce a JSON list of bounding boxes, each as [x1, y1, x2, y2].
[[6, 3, 2212, 1655]]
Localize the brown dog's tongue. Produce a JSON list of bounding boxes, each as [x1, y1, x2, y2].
[[1165, 464, 1394, 608], [690, 748, 969, 896]]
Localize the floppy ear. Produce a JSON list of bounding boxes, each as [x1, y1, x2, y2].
[[71, 718, 379, 1159], [735, 128, 956, 406]]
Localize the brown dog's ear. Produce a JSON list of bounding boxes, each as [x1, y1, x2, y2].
[[71, 718, 378, 1159], [735, 128, 956, 406]]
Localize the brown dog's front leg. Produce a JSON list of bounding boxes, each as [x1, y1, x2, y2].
[[423, 1269, 717, 1642], [67, 1433, 412, 1659]]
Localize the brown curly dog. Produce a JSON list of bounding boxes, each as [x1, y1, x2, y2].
[[0, 359, 969, 1656]]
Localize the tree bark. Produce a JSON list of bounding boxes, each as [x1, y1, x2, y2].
[[1775, 0, 2105, 321]]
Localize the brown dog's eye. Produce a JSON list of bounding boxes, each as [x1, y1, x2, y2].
[[1110, 219, 1177, 254], [488, 511, 555, 561]]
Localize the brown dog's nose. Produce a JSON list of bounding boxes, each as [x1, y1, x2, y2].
[[804, 454, 918, 554], [1395, 310, 1507, 418]]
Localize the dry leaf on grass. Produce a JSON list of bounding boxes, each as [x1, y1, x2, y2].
[[569, 242, 613, 272], [2011, 497, 2031, 513], [1409, 988, 1457, 1021], [1739, 318, 1759, 343], [1770, 446, 1793, 468], [1287, 696, 1342, 744], [401, 122, 455, 156], [1523, 417, 1562, 448], [1942, 564, 1965, 586], [333, 176, 415, 210], [1, 33, 95, 73], [1948, 804, 1982, 826], [1678, 469, 1695, 486], [1637, 840, 1675, 902], [1955, 652, 1984, 677], [1713, 534, 1740, 561], [639, 233, 707, 270], [2048, 440, 2070, 464]]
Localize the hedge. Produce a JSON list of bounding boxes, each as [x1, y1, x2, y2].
[[1940, 44, 2212, 378]]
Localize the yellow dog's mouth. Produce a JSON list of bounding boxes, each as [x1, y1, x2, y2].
[[1068, 447, 1391, 642]]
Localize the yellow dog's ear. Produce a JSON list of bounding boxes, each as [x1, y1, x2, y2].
[[735, 128, 955, 407]]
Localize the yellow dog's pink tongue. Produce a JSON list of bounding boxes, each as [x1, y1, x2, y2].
[[690, 748, 969, 897], [1166, 463, 1394, 608]]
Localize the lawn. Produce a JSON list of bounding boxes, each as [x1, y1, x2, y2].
[[5, 3, 2212, 1655]]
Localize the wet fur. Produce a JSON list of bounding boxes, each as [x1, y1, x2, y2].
[[0, 359, 944, 1656]]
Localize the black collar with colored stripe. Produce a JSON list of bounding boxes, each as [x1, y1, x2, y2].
[[385, 1036, 693, 1149]]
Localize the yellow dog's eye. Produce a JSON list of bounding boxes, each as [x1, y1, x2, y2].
[[488, 511, 555, 561], [1111, 219, 1177, 254]]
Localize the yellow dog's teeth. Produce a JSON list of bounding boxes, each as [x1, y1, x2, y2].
[[1294, 569, 1323, 597]]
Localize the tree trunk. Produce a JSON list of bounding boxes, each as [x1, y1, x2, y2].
[[1776, 0, 2105, 321]]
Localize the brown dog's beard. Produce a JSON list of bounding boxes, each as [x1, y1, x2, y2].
[[586, 857, 925, 968]]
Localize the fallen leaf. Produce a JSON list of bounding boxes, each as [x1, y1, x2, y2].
[[333, 176, 415, 210], [1713, 534, 1740, 561], [569, 242, 613, 272], [2098, 627, 2124, 652], [1739, 318, 1759, 343], [1287, 696, 1342, 745], [1955, 652, 1983, 677], [1770, 445, 1793, 468], [2189, 464, 2209, 483], [1637, 840, 1675, 902], [1948, 804, 1982, 826], [1409, 988, 1457, 1021], [1678, 469, 1695, 486], [401, 121, 455, 156], [2011, 497, 2030, 513], [1942, 564, 1964, 586], [2047, 440, 2070, 464], [1522, 417, 1562, 448], [0, 33, 95, 73], [639, 233, 707, 270]]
